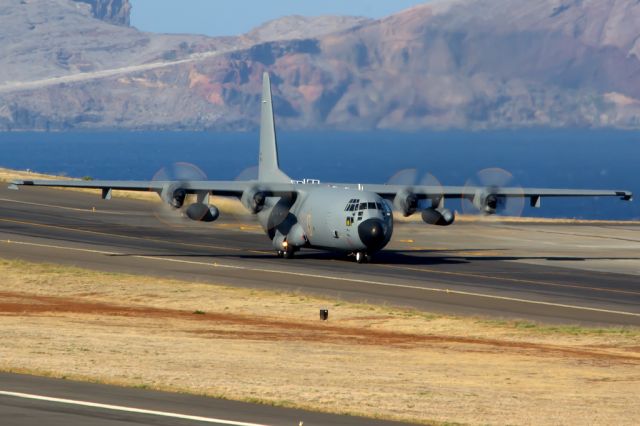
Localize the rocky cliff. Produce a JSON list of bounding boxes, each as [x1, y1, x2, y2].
[[74, 0, 131, 26], [1, 0, 640, 131]]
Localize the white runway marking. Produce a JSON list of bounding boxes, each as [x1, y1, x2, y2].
[[3, 238, 640, 319], [0, 391, 269, 426]]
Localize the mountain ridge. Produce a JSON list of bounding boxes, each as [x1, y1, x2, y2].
[[74, 0, 131, 26], [1, 0, 639, 131]]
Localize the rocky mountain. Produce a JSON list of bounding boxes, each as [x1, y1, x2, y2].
[[75, 0, 131, 26], [243, 15, 371, 43], [1, 0, 639, 131]]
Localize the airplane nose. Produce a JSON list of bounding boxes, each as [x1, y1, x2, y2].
[[358, 218, 386, 251]]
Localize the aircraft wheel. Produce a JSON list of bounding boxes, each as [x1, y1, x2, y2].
[[365, 254, 373, 263], [276, 250, 284, 258], [283, 249, 295, 259], [355, 251, 365, 264]]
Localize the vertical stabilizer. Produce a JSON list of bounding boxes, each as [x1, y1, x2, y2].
[[259, 72, 290, 183]]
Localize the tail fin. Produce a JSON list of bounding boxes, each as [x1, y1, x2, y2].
[[258, 72, 290, 183]]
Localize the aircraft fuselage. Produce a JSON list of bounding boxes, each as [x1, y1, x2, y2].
[[257, 187, 393, 256]]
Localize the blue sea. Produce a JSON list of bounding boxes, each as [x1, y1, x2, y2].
[[1, 130, 638, 220]]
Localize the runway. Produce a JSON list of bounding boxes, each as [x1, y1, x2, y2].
[[1, 185, 639, 326], [0, 372, 411, 426]]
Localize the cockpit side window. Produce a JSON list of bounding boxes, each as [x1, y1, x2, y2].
[[359, 203, 367, 210], [345, 199, 361, 211], [368, 202, 376, 209]]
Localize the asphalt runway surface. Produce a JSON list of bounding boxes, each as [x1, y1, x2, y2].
[[1, 185, 639, 425], [0, 372, 412, 426], [1, 186, 639, 327]]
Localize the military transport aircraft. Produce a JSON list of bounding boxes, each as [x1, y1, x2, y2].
[[9, 73, 633, 263]]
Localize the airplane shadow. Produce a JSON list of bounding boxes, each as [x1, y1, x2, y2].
[[106, 249, 640, 266], [106, 250, 467, 265], [369, 250, 640, 266]]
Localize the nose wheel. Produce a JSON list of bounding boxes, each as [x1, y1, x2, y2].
[[355, 251, 372, 264]]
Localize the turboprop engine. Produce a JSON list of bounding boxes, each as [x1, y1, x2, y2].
[[393, 190, 418, 217], [185, 203, 220, 222], [421, 207, 455, 226], [161, 184, 187, 208], [472, 191, 503, 215], [241, 187, 266, 214]]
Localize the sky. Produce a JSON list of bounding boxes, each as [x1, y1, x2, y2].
[[130, 0, 428, 37]]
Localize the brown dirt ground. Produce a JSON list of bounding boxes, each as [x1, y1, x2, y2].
[[1, 291, 638, 363], [0, 259, 639, 425]]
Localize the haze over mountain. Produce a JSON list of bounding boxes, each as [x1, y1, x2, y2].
[[1, 0, 639, 131]]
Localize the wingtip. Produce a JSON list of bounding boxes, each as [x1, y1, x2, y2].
[[616, 191, 633, 201]]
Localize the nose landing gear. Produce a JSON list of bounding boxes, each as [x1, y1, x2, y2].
[[354, 251, 372, 264]]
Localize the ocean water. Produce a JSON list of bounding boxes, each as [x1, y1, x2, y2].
[[0, 130, 638, 220]]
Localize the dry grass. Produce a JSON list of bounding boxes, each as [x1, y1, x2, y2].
[[0, 258, 639, 425]]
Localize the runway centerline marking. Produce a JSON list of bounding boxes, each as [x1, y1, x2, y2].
[[3, 238, 640, 319], [0, 391, 268, 426]]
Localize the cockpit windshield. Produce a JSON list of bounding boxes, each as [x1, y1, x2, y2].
[[345, 199, 387, 212]]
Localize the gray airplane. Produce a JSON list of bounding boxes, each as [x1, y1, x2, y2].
[[9, 73, 633, 263]]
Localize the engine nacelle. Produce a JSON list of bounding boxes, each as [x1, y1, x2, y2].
[[186, 203, 220, 222], [241, 188, 266, 214], [394, 190, 418, 217], [161, 184, 187, 208], [473, 191, 502, 215], [421, 208, 455, 226]]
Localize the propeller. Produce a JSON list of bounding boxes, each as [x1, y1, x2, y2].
[[419, 172, 445, 209], [461, 167, 525, 217], [215, 166, 262, 232], [386, 168, 419, 217], [237, 165, 298, 245], [150, 162, 210, 227], [386, 168, 446, 217], [236, 166, 297, 236], [265, 190, 297, 238], [387, 168, 418, 186]]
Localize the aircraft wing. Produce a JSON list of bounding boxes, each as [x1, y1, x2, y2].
[[361, 184, 632, 199], [8, 179, 297, 198], [341, 183, 633, 206]]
